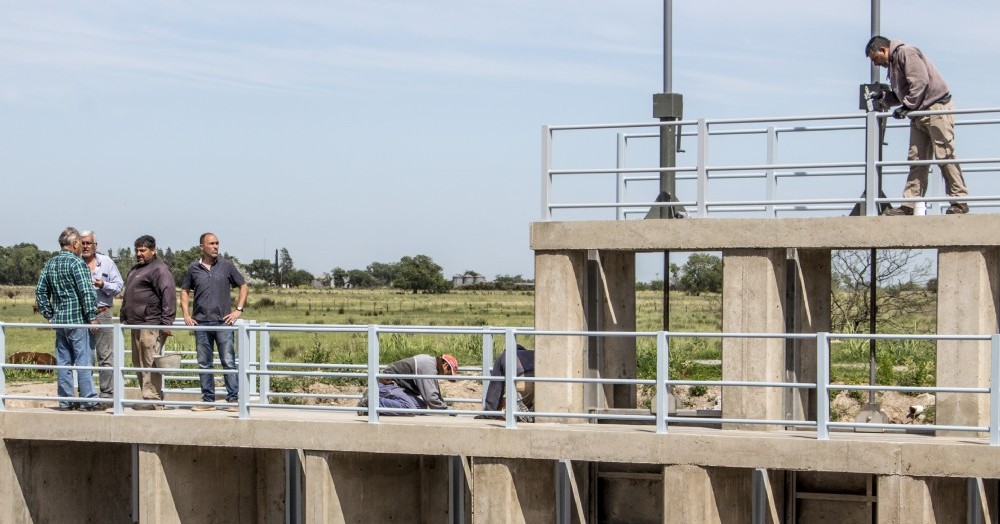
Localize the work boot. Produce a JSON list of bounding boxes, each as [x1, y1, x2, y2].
[[946, 203, 969, 214], [883, 206, 913, 216]]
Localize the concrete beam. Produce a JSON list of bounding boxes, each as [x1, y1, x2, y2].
[[936, 247, 1000, 436], [530, 215, 1000, 252], [722, 249, 787, 429]]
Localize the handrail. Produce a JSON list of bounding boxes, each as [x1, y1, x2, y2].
[[1, 320, 997, 445]]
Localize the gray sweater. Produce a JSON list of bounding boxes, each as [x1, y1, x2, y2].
[[886, 39, 951, 111], [383, 355, 448, 410]]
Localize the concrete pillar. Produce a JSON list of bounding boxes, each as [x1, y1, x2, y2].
[[791, 249, 831, 422], [662, 465, 782, 523], [535, 250, 588, 421], [303, 451, 451, 524], [599, 250, 637, 409], [138, 444, 285, 524], [936, 247, 1000, 436], [0, 440, 132, 523], [722, 249, 787, 429], [876, 475, 970, 523], [471, 457, 556, 524]]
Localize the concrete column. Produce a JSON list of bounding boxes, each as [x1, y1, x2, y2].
[[599, 250, 637, 409], [138, 444, 285, 524], [662, 465, 782, 523], [936, 248, 1000, 436], [535, 250, 588, 421], [0, 440, 131, 523], [722, 249, 787, 429], [791, 249, 831, 422], [471, 457, 556, 524], [876, 475, 969, 523], [303, 451, 450, 524]]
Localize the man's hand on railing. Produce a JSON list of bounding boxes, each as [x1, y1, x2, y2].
[[892, 105, 911, 119]]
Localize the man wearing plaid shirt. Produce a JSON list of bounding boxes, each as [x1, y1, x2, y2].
[[35, 227, 100, 411]]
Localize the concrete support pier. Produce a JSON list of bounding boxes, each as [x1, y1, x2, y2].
[[598, 250, 637, 409], [471, 457, 557, 523]]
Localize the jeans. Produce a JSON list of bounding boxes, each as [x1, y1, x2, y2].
[[55, 327, 96, 409], [195, 322, 238, 402]]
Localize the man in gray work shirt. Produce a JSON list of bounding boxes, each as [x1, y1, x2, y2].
[[358, 354, 458, 413], [80, 230, 124, 398], [180, 233, 248, 411]]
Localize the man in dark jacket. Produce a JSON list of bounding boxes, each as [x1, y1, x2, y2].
[[120, 235, 176, 410], [866, 35, 969, 215]]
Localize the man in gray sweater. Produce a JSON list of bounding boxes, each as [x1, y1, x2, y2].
[[358, 354, 458, 414], [120, 235, 176, 410]]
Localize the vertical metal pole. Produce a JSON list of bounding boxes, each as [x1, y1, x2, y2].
[[504, 329, 517, 429], [113, 324, 125, 415], [0, 323, 6, 411], [990, 334, 1000, 446], [871, 0, 880, 84], [555, 460, 571, 524], [766, 127, 777, 217], [481, 329, 493, 409], [131, 444, 139, 522], [260, 326, 271, 406], [656, 331, 669, 434], [752, 468, 766, 524], [816, 332, 830, 440], [968, 477, 986, 524], [367, 325, 380, 423], [869, 249, 877, 405], [696, 119, 709, 218], [448, 456, 467, 524], [285, 449, 303, 524], [237, 321, 249, 419], [542, 126, 553, 220], [616, 132, 626, 221], [663, 0, 672, 92]]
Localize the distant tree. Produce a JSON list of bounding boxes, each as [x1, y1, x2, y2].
[[285, 269, 315, 287], [246, 259, 276, 285], [331, 267, 348, 288], [677, 254, 722, 295], [366, 261, 400, 286], [493, 274, 529, 291], [165, 246, 202, 287], [926, 277, 938, 293], [636, 279, 664, 292], [668, 262, 681, 290], [347, 269, 377, 288], [832, 249, 934, 334], [0, 243, 53, 285], [393, 255, 450, 294], [279, 248, 294, 284], [112, 247, 135, 272], [318, 272, 333, 287]]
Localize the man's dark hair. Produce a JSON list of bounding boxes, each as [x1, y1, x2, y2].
[[134, 235, 156, 249], [865, 35, 890, 56], [199, 232, 214, 245]]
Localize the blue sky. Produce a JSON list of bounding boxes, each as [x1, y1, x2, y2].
[[3, 1, 999, 281]]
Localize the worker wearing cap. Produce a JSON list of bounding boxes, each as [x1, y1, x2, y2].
[[359, 353, 458, 412]]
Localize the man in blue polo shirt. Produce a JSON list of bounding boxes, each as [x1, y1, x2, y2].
[[180, 232, 249, 412]]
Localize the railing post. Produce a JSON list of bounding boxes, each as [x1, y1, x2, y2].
[[113, 323, 125, 415], [248, 320, 259, 396], [656, 331, 669, 434], [765, 126, 777, 217], [504, 328, 517, 429], [816, 332, 830, 440], [990, 334, 1000, 446], [481, 328, 493, 409], [367, 325, 380, 423], [260, 324, 270, 406], [237, 321, 249, 419], [0, 322, 6, 411], [542, 125, 553, 220], [696, 119, 709, 217], [864, 112, 879, 216], [616, 132, 626, 221]]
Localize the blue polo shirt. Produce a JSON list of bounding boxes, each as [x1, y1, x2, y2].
[[180, 257, 246, 323]]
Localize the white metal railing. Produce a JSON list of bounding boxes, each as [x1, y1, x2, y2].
[[1, 320, 997, 445], [542, 108, 1000, 220]]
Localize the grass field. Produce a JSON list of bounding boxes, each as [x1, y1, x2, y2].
[[0, 285, 937, 390]]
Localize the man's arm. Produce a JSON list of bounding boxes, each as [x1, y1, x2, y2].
[[34, 264, 52, 320], [157, 265, 177, 327], [223, 282, 249, 324], [900, 46, 931, 110], [74, 259, 98, 322], [101, 257, 125, 297], [179, 288, 196, 326]]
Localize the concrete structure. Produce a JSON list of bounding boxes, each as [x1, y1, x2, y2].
[[3, 215, 1000, 522]]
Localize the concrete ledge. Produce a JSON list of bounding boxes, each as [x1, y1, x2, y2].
[[530, 215, 1000, 251], [4, 409, 1000, 479]]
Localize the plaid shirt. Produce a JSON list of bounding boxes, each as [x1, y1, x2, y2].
[[35, 250, 97, 324]]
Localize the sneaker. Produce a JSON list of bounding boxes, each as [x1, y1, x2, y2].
[[57, 405, 78, 412], [132, 403, 164, 411], [883, 206, 913, 216], [80, 404, 106, 412], [225, 404, 239, 412], [946, 203, 969, 214], [191, 404, 216, 412]]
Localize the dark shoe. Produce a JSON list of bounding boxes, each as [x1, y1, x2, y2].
[[474, 415, 503, 420], [57, 405, 78, 411], [883, 206, 913, 216], [132, 403, 164, 411], [80, 404, 105, 412], [946, 203, 969, 214]]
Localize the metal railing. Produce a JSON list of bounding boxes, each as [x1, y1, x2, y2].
[[1, 320, 997, 445], [542, 108, 1000, 220]]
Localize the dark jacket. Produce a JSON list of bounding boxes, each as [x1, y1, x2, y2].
[[120, 257, 176, 326]]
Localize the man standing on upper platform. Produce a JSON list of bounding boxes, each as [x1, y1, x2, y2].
[[866, 35, 969, 216]]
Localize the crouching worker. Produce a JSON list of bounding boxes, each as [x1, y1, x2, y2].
[[477, 345, 535, 421], [358, 354, 458, 416]]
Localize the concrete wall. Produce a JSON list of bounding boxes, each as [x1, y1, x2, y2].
[[936, 247, 1000, 435], [303, 451, 452, 524], [0, 440, 132, 523], [790, 249, 831, 422], [877, 475, 973, 524], [471, 457, 556, 524], [722, 249, 787, 429], [535, 250, 588, 421], [138, 444, 285, 524], [662, 465, 783, 523]]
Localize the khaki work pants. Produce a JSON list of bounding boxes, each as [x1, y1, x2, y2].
[[901, 100, 968, 208], [130, 329, 166, 401]]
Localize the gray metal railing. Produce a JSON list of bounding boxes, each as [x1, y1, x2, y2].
[[543, 108, 1000, 220], [1, 320, 997, 445]]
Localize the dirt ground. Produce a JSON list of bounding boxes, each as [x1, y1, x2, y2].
[[5, 379, 934, 424]]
